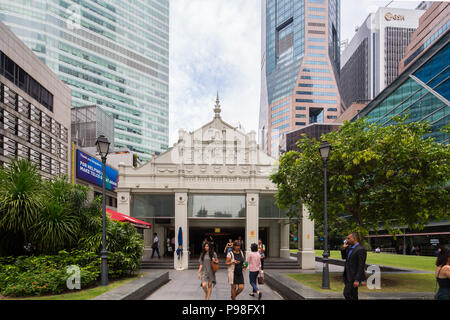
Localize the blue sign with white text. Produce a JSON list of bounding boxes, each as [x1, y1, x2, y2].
[[76, 150, 118, 191]]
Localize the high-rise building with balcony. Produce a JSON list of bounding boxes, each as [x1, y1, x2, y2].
[[0, 0, 169, 162], [259, 0, 342, 158]]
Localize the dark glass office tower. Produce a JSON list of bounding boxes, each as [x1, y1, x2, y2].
[[259, 0, 342, 157]]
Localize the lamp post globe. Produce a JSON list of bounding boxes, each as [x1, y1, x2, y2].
[[96, 135, 110, 159], [96, 135, 110, 286], [319, 141, 331, 289]]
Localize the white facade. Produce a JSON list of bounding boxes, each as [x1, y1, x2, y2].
[[117, 97, 315, 269], [341, 7, 425, 100]]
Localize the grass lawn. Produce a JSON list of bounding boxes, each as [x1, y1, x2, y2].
[[286, 273, 436, 293], [290, 249, 436, 272], [0, 274, 144, 300]]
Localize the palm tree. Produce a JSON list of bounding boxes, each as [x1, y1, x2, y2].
[[32, 176, 87, 254], [0, 159, 44, 255]]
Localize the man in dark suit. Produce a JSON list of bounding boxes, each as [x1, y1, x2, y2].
[[340, 232, 367, 300]]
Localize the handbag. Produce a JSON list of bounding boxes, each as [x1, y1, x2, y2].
[[211, 259, 219, 273], [258, 271, 264, 285]]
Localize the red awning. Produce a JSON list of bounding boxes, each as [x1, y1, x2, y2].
[[106, 208, 151, 229]]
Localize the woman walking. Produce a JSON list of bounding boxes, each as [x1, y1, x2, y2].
[[197, 242, 218, 300], [247, 243, 262, 300], [435, 245, 450, 300], [258, 239, 265, 270], [226, 240, 246, 300]]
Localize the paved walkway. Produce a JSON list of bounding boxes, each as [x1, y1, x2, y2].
[[145, 269, 283, 300]]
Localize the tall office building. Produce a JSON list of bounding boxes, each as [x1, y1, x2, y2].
[[0, 0, 169, 162], [340, 7, 424, 107], [259, 0, 342, 158], [399, 2, 449, 74], [0, 21, 71, 179]]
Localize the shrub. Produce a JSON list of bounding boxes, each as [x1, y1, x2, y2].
[[0, 248, 142, 297]]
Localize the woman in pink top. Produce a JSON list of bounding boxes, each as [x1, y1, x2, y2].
[[246, 243, 262, 300]]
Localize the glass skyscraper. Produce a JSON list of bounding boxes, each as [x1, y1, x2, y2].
[[0, 0, 169, 162], [259, 0, 342, 158]]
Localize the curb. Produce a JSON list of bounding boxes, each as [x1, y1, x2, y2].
[[264, 271, 342, 300], [92, 271, 169, 300], [290, 253, 419, 273]]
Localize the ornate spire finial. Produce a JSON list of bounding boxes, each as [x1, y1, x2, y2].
[[214, 91, 221, 118]]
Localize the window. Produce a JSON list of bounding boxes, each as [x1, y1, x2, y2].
[[304, 60, 328, 65], [308, 38, 326, 42], [259, 195, 287, 218], [302, 68, 330, 73], [296, 91, 337, 96], [327, 115, 337, 119], [296, 99, 338, 104], [189, 194, 246, 218], [301, 76, 332, 81], [308, 7, 326, 11], [296, 106, 306, 110], [299, 83, 335, 88], [327, 108, 338, 112], [296, 114, 306, 118], [308, 15, 325, 19], [295, 122, 306, 126], [4, 55, 14, 82], [271, 116, 289, 126], [308, 45, 326, 50], [0, 51, 53, 111], [307, 53, 326, 58]]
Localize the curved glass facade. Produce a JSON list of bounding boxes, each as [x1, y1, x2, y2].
[[0, 0, 169, 161], [356, 36, 449, 144]]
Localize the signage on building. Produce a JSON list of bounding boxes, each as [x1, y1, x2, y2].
[[76, 149, 118, 191], [385, 12, 405, 21], [430, 239, 439, 245]]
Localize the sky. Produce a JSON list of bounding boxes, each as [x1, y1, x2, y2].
[[168, 0, 427, 146]]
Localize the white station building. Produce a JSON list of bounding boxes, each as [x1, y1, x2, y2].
[[116, 96, 315, 270]]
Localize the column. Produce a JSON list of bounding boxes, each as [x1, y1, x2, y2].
[[143, 222, 153, 260], [280, 221, 290, 259], [297, 204, 315, 269], [245, 193, 259, 256], [174, 191, 189, 270]]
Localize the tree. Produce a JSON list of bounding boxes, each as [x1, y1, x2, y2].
[[0, 159, 44, 255], [31, 176, 88, 254], [270, 118, 450, 243]]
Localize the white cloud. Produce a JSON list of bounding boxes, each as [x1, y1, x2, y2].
[[169, 0, 261, 146], [169, 0, 423, 147]]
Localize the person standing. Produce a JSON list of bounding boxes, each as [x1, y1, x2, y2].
[[258, 239, 265, 270], [435, 245, 450, 300], [197, 242, 218, 300], [151, 232, 160, 259], [226, 240, 246, 300], [224, 239, 233, 256], [237, 236, 245, 252], [340, 232, 367, 300], [247, 243, 262, 300]]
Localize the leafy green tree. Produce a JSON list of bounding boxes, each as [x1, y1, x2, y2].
[[32, 176, 88, 254], [270, 118, 450, 243], [0, 159, 44, 255]]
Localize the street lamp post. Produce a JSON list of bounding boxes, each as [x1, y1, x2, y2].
[[96, 135, 110, 286], [319, 141, 331, 289]]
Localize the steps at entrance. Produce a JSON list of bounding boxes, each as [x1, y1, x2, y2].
[[141, 258, 300, 270]]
